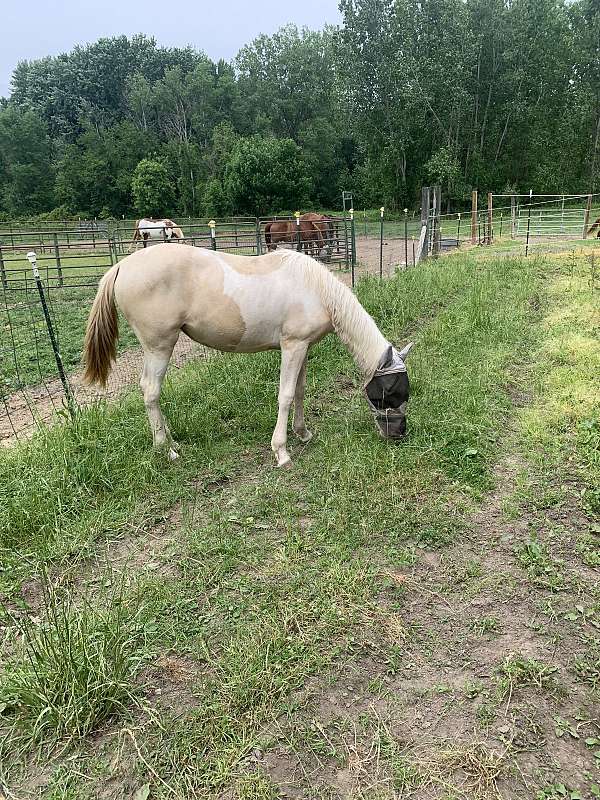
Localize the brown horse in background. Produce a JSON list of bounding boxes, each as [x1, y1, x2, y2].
[[264, 221, 297, 250], [264, 219, 328, 257], [301, 213, 335, 258]]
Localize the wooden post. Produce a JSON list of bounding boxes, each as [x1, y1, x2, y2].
[[583, 194, 592, 239], [487, 193, 493, 245], [471, 190, 478, 244], [421, 185, 431, 259], [511, 194, 516, 239]]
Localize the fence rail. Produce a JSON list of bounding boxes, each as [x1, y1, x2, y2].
[[0, 215, 353, 297]]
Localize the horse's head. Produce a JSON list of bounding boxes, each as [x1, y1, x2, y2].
[[364, 342, 414, 439]]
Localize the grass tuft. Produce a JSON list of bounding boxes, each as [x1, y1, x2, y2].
[[0, 580, 148, 751]]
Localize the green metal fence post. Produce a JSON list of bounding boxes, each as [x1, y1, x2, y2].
[[404, 208, 408, 267], [379, 206, 384, 279], [26, 251, 76, 418], [350, 208, 356, 288], [295, 211, 302, 252], [343, 215, 349, 271], [525, 189, 533, 257], [0, 246, 6, 289], [53, 232, 63, 287], [255, 218, 262, 255]]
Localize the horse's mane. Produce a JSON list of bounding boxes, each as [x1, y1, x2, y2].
[[279, 250, 387, 376]]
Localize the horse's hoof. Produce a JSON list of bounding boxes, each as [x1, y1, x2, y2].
[[295, 429, 313, 444], [167, 448, 179, 462], [276, 453, 292, 468]]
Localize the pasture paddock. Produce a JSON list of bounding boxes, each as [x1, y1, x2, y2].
[[0, 243, 598, 798], [0, 215, 352, 442]]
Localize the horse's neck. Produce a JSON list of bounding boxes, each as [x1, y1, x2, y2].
[[301, 257, 387, 376], [330, 293, 388, 376]]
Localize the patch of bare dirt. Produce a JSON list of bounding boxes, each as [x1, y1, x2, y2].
[[0, 335, 209, 445], [355, 234, 415, 279]]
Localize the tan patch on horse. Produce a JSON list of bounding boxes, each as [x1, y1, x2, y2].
[[223, 252, 285, 276], [180, 257, 247, 350]]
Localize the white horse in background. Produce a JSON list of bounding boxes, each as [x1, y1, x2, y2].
[[129, 218, 184, 250], [83, 245, 414, 466]]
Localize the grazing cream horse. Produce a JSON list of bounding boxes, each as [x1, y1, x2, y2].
[[83, 244, 413, 466]]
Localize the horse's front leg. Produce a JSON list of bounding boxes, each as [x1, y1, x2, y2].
[[293, 355, 312, 443], [271, 340, 309, 467]]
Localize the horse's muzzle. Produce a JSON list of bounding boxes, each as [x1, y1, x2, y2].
[[373, 409, 407, 439]]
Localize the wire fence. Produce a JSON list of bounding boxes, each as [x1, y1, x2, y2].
[[2, 196, 598, 446], [0, 213, 353, 445]]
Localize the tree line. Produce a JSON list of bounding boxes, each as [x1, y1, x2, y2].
[[0, 0, 598, 220]]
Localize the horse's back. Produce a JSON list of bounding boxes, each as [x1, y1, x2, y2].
[[113, 245, 330, 353]]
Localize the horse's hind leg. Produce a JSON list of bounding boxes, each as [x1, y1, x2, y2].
[[293, 355, 312, 444], [140, 342, 178, 461]]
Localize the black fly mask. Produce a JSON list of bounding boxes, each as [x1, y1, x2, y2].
[[364, 342, 413, 439]]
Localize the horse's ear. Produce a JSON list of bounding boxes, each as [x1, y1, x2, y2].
[[397, 342, 414, 360]]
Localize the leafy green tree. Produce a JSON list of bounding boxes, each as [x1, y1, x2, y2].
[[0, 107, 54, 215], [131, 158, 174, 217], [236, 25, 336, 141], [10, 35, 204, 140], [55, 121, 157, 216], [224, 136, 310, 215], [1, 9, 596, 219]]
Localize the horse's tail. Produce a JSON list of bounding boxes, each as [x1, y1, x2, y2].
[[264, 222, 272, 247], [83, 265, 121, 386]]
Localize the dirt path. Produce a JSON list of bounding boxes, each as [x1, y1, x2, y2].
[[0, 336, 209, 445], [251, 452, 599, 798]]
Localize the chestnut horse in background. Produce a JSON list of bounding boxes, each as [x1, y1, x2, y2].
[[301, 213, 336, 258], [264, 219, 328, 257]]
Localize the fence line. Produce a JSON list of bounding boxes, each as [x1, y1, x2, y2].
[[3, 197, 598, 446], [0, 213, 354, 444]]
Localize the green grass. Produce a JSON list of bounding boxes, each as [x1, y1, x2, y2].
[[1, 247, 598, 797], [0, 579, 149, 752]]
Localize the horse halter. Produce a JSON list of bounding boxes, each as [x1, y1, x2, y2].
[[364, 345, 410, 439]]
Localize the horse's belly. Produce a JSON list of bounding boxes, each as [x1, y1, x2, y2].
[[182, 321, 279, 353]]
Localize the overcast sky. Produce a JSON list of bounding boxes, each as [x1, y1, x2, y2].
[[1, 0, 342, 98]]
